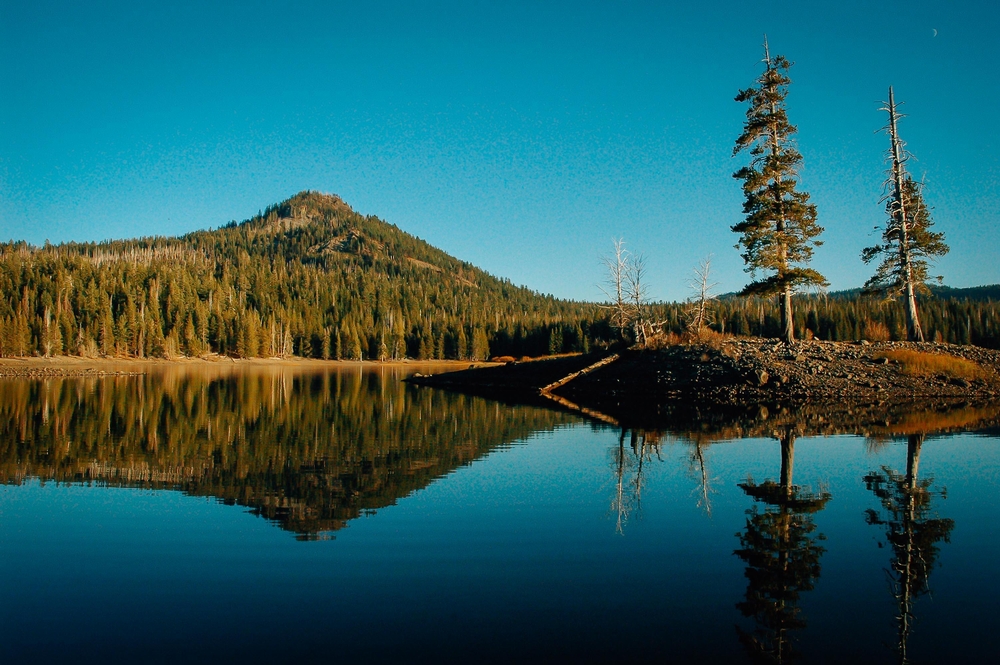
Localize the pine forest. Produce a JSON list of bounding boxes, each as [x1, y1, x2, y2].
[[1, 190, 999, 360]]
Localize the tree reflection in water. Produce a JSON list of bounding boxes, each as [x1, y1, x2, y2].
[[609, 428, 665, 534], [608, 428, 718, 533], [864, 434, 954, 665], [734, 429, 831, 663], [0, 366, 577, 537]]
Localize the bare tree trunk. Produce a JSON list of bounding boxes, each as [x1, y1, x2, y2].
[[904, 276, 923, 342], [686, 256, 717, 336], [781, 288, 794, 344], [43, 307, 52, 357], [905, 433, 923, 490], [887, 87, 925, 342], [780, 431, 795, 500], [601, 239, 636, 342]]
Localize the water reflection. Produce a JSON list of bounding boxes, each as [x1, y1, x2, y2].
[[0, 366, 577, 537], [2, 368, 998, 662], [865, 434, 954, 664], [734, 430, 831, 663], [599, 406, 989, 664], [689, 437, 717, 517], [609, 428, 668, 534], [608, 428, 720, 532]]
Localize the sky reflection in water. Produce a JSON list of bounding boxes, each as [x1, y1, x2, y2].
[[1, 366, 998, 664]]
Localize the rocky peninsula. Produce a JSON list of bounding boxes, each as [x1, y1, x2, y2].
[[407, 338, 1000, 435]]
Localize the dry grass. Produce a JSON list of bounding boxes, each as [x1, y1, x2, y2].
[[644, 332, 684, 349], [863, 320, 891, 342], [644, 329, 729, 350], [878, 349, 984, 380]]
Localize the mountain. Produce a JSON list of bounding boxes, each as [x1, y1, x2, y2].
[[0, 191, 604, 360], [2, 190, 998, 359]]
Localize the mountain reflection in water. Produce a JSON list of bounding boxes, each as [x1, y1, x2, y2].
[[1, 366, 996, 664], [0, 366, 576, 537]]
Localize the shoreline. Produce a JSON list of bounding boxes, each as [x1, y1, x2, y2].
[[0, 355, 494, 377], [407, 338, 1000, 432]]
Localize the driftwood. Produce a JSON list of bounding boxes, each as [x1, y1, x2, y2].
[[539, 353, 620, 394]]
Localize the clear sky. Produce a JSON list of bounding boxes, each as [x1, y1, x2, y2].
[[1, 0, 997, 302]]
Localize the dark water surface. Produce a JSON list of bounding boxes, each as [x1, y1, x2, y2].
[[1, 366, 998, 664]]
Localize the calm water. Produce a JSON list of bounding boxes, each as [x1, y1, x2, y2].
[[1, 366, 999, 664]]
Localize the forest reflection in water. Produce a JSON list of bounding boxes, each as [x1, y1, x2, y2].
[[0, 365, 577, 537], [1, 366, 997, 663]]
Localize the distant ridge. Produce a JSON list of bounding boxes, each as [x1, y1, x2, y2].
[[928, 284, 1000, 301], [718, 284, 1000, 303]]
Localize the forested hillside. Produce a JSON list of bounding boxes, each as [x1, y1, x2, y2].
[[0, 191, 606, 360], [1, 190, 998, 359]]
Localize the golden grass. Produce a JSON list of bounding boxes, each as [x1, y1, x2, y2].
[[862, 320, 891, 342], [644, 328, 730, 350], [878, 349, 985, 380]]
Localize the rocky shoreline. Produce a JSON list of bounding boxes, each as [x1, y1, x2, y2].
[[407, 338, 1000, 434]]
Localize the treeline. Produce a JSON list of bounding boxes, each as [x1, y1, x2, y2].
[[0, 191, 609, 360], [631, 295, 999, 349], [705, 295, 1000, 348], [2, 190, 998, 360]]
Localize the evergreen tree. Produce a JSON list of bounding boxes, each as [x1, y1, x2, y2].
[[733, 38, 826, 344], [322, 326, 332, 360], [471, 327, 490, 361], [348, 326, 362, 360], [548, 325, 563, 356], [862, 87, 949, 342], [456, 326, 468, 360]]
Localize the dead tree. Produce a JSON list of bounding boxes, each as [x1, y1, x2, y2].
[[600, 238, 637, 342], [684, 255, 719, 336], [626, 252, 649, 345]]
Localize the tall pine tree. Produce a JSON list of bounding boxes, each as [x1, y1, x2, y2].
[[733, 38, 826, 344], [862, 87, 948, 342]]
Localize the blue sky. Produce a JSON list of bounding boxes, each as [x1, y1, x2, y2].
[[1, 0, 997, 302]]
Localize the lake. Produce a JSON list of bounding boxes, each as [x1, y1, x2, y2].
[[1, 365, 998, 663]]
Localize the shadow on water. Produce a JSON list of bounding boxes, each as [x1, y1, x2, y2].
[[0, 366, 577, 538]]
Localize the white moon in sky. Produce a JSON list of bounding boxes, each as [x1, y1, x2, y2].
[[933, 28, 938, 37]]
